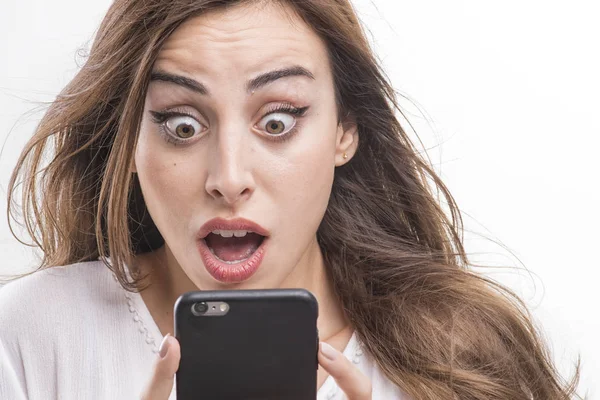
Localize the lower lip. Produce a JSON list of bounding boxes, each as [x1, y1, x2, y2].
[[196, 237, 268, 283]]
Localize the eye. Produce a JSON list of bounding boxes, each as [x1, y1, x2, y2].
[[257, 112, 296, 136], [164, 115, 204, 139]]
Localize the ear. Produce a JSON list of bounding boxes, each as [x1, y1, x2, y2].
[[334, 115, 359, 166]]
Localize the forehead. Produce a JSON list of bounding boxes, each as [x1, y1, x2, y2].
[[154, 2, 330, 81]]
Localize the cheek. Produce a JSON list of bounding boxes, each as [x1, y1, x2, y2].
[[291, 150, 334, 203], [271, 125, 337, 227], [134, 122, 199, 230]]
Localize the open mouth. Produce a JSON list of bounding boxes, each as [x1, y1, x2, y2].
[[203, 230, 266, 264], [196, 218, 270, 283]]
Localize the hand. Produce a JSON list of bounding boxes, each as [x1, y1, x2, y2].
[[318, 342, 372, 399], [140, 334, 181, 400], [139, 335, 371, 400]]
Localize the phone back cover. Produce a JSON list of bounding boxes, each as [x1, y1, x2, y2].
[[174, 289, 318, 400]]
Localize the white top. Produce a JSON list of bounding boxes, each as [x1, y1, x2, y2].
[[0, 261, 407, 399]]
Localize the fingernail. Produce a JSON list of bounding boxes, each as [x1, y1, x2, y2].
[[320, 342, 337, 361], [159, 333, 171, 358]]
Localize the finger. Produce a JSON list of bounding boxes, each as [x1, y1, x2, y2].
[[140, 334, 181, 400], [318, 342, 372, 400]]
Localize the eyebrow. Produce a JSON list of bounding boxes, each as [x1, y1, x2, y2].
[[149, 65, 315, 96]]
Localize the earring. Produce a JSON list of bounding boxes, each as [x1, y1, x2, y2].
[[343, 153, 348, 159]]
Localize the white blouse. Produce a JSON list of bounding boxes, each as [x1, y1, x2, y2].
[[0, 261, 407, 399]]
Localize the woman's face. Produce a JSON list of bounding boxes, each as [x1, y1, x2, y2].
[[135, 1, 356, 289]]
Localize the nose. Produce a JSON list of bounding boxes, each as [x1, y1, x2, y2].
[[204, 127, 255, 205]]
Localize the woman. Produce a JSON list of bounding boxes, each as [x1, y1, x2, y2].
[[0, 0, 579, 399]]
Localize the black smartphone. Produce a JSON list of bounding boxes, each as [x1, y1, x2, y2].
[[174, 289, 319, 400]]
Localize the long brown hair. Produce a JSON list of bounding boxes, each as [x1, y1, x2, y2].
[[6, 0, 580, 398]]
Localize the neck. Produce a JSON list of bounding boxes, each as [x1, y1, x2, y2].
[[136, 240, 350, 341]]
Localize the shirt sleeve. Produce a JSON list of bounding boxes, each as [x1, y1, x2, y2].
[[0, 335, 28, 400], [0, 280, 29, 400]]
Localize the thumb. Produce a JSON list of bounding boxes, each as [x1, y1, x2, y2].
[[141, 334, 181, 400]]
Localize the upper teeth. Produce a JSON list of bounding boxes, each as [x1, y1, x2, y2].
[[211, 230, 250, 238]]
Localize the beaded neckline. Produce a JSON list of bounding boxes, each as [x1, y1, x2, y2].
[[111, 269, 365, 398], [321, 332, 365, 399], [112, 273, 161, 354]]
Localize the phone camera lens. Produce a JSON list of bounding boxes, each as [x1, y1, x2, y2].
[[191, 302, 208, 315]]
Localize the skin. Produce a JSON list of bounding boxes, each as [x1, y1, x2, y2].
[[133, 2, 369, 398]]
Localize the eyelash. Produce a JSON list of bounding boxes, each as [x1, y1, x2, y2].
[[261, 103, 309, 143], [149, 108, 201, 146], [148, 103, 309, 146]]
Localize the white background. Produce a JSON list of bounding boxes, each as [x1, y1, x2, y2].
[[1, 0, 598, 396]]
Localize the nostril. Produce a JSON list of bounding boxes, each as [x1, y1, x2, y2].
[[208, 186, 252, 204], [210, 188, 224, 198]]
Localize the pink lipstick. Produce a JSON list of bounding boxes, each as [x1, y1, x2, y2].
[[196, 217, 269, 283]]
